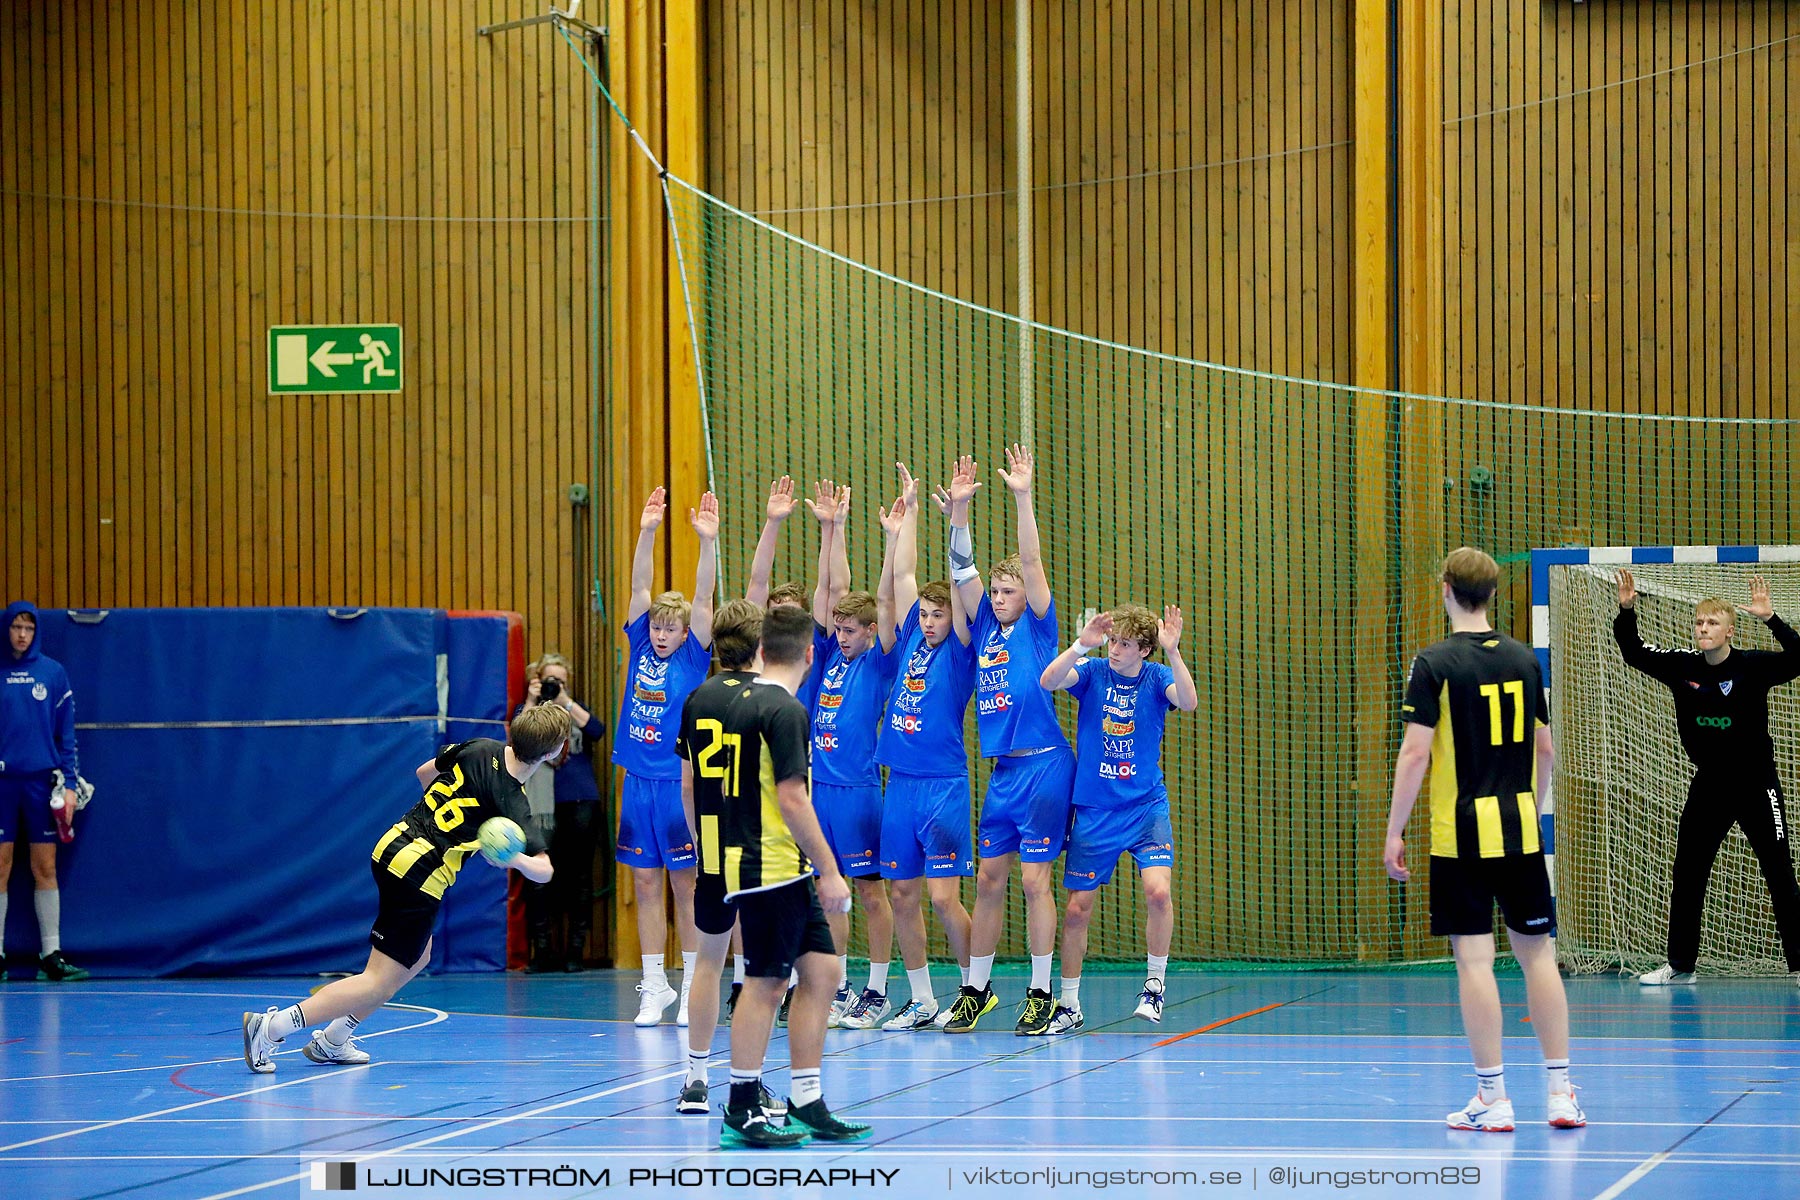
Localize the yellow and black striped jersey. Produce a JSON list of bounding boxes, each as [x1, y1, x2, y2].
[[371, 739, 543, 899], [676, 672, 812, 899], [1401, 631, 1548, 860]]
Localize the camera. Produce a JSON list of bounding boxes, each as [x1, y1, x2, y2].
[[539, 676, 563, 703]]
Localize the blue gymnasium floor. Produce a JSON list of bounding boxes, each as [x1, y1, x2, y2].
[[0, 969, 1796, 1200]]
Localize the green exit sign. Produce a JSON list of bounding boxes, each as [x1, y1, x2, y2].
[[268, 324, 403, 394]]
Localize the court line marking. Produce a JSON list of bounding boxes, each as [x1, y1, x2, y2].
[[0, 1003, 450, 1084], [1594, 1088, 1758, 1200], [186, 1067, 692, 1200], [1154, 1001, 1291, 1046]]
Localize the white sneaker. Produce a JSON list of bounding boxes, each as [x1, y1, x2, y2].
[[932, 1002, 955, 1029], [1548, 1088, 1587, 1128], [882, 998, 940, 1031], [826, 985, 855, 1028], [1638, 964, 1696, 986], [1447, 1095, 1516, 1132], [635, 979, 678, 1027], [1046, 1004, 1085, 1035], [302, 1032, 371, 1065], [838, 989, 891, 1030], [241, 1008, 281, 1074], [677, 976, 693, 1028], [1133, 977, 1165, 1023]]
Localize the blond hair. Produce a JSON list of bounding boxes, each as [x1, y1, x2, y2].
[[1110, 604, 1159, 655], [1694, 597, 1736, 630], [833, 590, 877, 626], [648, 590, 692, 626], [990, 554, 1025, 586], [510, 702, 572, 762], [531, 651, 572, 679], [767, 581, 807, 609], [1442, 546, 1499, 611]]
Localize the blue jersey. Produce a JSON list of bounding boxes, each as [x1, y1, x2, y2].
[[611, 612, 713, 780], [875, 602, 977, 777], [0, 600, 79, 780], [796, 621, 825, 713], [811, 626, 899, 787], [1066, 658, 1175, 810], [971, 594, 1070, 757]]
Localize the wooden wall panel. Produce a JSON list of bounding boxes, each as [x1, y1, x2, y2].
[[0, 0, 600, 670], [1440, 2, 1797, 420]]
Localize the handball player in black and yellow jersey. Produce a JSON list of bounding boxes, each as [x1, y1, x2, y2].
[[239, 703, 572, 1073]]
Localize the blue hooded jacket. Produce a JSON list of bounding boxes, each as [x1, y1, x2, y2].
[[1, 601, 81, 780]]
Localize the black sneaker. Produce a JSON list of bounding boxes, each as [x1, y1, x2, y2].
[[676, 1079, 709, 1115], [726, 981, 743, 1018], [37, 951, 89, 982], [720, 1104, 811, 1149], [785, 1097, 872, 1141], [1014, 987, 1055, 1035], [942, 984, 996, 1033], [776, 986, 794, 1028]]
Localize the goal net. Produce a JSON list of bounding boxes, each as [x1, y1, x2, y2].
[[1548, 552, 1800, 976]]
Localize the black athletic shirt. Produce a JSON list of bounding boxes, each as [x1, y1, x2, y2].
[[371, 739, 544, 900], [1613, 607, 1800, 772], [677, 673, 812, 899], [1402, 630, 1549, 860]]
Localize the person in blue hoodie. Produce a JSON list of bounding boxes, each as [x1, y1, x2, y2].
[[1, 601, 88, 982]]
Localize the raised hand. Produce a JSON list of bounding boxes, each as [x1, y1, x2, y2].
[[896, 462, 918, 510], [639, 486, 668, 531], [1617, 568, 1636, 610], [1745, 575, 1775, 621], [805, 478, 837, 523], [947, 454, 982, 506], [689, 491, 720, 540], [1079, 610, 1114, 649], [997, 442, 1034, 493], [765, 476, 798, 521], [879, 496, 907, 536], [930, 483, 953, 516], [834, 483, 851, 524], [1158, 604, 1184, 653]]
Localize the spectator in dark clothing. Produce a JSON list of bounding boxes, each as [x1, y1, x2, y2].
[[516, 653, 606, 971]]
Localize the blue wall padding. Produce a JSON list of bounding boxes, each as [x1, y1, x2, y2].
[[431, 612, 525, 973], [3, 607, 508, 977]]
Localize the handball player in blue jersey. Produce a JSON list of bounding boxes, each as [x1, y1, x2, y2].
[[872, 464, 978, 1030], [1040, 604, 1198, 1029], [614, 487, 719, 1028], [937, 448, 1073, 1036]]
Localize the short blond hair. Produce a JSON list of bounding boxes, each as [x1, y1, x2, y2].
[[767, 582, 807, 609], [648, 590, 692, 626], [1442, 546, 1499, 611], [834, 591, 877, 626], [531, 651, 571, 678], [990, 555, 1025, 586], [510, 702, 572, 761], [711, 598, 764, 669], [1694, 597, 1736, 629], [1110, 604, 1159, 655]]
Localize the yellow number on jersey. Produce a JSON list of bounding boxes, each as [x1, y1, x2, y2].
[[1479, 680, 1527, 745], [694, 718, 744, 797], [424, 764, 482, 832]]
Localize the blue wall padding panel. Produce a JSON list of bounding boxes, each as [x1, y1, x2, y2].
[[432, 612, 525, 973], [4, 608, 479, 977]]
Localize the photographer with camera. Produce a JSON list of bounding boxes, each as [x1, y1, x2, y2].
[[517, 653, 606, 972]]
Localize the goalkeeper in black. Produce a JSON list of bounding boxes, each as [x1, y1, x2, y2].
[[1614, 569, 1800, 986]]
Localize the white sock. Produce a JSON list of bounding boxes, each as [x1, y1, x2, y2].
[[680, 952, 697, 996], [866, 961, 890, 994], [959, 963, 970, 986], [322, 1014, 360, 1046], [1059, 976, 1081, 1011], [907, 966, 934, 1005], [264, 1003, 307, 1042], [732, 955, 746, 985], [686, 1047, 709, 1086], [1146, 953, 1168, 984], [0, 891, 8, 957], [969, 953, 995, 991], [1477, 1065, 1506, 1103], [642, 953, 667, 984], [838, 955, 850, 990], [34, 889, 60, 955], [1545, 1058, 1571, 1095], [791, 1067, 823, 1108], [1030, 954, 1052, 992], [788, 968, 799, 989]]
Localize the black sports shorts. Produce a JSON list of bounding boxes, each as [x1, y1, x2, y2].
[[369, 860, 441, 967], [695, 868, 736, 936], [1429, 852, 1557, 938], [733, 878, 837, 978]]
